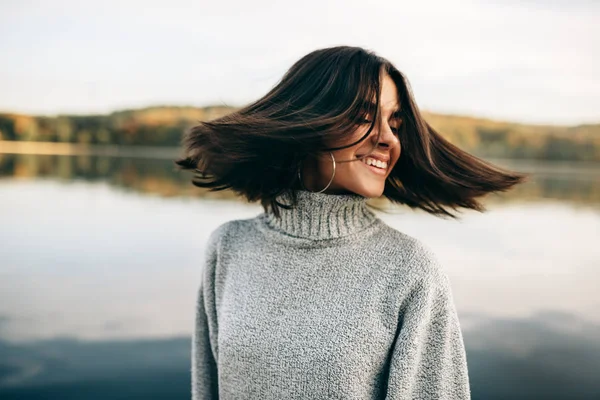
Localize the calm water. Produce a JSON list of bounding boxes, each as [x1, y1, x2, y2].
[[0, 152, 599, 399]]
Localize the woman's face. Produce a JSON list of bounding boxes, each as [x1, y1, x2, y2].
[[300, 70, 402, 198]]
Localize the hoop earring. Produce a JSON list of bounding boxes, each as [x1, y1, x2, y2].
[[297, 152, 336, 194]]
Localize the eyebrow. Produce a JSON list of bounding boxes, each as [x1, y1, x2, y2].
[[360, 100, 404, 119]]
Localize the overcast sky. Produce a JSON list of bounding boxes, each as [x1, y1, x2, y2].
[[0, 0, 598, 125]]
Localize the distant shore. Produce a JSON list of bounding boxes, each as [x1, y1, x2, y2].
[[0, 140, 181, 159], [1, 105, 598, 162]]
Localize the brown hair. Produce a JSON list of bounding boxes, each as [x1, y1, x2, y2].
[[175, 45, 526, 218]]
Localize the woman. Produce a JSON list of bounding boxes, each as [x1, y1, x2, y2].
[[176, 45, 524, 399]]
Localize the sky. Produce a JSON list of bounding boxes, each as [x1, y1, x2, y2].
[[0, 0, 598, 125]]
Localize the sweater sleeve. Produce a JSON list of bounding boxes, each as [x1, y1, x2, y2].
[[385, 244, 471, 400], [191, 230, 221, 400]]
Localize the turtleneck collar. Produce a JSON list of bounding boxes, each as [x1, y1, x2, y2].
[[261, 189, 379, 240]]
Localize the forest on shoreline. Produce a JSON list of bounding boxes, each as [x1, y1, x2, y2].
[[0, 105, 598, 161]]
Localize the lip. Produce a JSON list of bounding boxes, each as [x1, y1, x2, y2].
[[355, 153, 390, 163], [357, 158, 388, 176]]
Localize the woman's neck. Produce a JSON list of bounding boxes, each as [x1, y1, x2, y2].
[[263, 189, 378, 240]]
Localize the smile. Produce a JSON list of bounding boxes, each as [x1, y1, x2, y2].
[[358, 157, 388, 176]]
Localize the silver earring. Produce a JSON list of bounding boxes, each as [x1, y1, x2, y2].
[[297, 152, 336, 194]]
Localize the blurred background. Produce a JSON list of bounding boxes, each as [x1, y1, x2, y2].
[[0, 0, 599, 399]]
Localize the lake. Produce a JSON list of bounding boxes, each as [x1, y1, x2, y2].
[[0, 151, 599, 399]]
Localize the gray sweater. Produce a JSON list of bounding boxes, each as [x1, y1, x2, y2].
[[192, 189, 471, 399]]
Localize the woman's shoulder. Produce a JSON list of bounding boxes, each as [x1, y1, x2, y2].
[[205, 215, 260, 248], [376, 221, 446, 282]]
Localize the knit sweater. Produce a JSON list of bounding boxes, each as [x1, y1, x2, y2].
[[192, 189, 471, 399]]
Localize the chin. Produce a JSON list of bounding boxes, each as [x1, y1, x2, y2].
[[350, 182, 385, 198]]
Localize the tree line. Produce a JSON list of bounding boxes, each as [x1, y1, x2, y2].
[[0, 105, 598, 161]]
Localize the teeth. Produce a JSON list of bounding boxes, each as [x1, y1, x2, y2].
[[360, 157, 387, 169]]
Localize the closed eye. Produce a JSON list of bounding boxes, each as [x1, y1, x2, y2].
[[358, 118, 402, 134]]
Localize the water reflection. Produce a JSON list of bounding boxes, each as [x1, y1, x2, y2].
[[1, 312, 598, 400], [1, 152, 599, 206], [464, 311, 600, 400], [1, 180, 598, 343]]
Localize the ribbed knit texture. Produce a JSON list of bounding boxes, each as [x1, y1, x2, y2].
[[192, 189, 471, 399]]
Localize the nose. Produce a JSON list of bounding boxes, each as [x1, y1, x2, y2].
[[371, 120, 400, 149]]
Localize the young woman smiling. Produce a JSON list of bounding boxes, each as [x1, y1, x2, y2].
[[176, 45, 524, 400]]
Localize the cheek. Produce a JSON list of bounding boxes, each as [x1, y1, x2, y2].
[[328, 150, 360, 179], [331, 143, 359, 163], [339, 126, 371, 148]]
